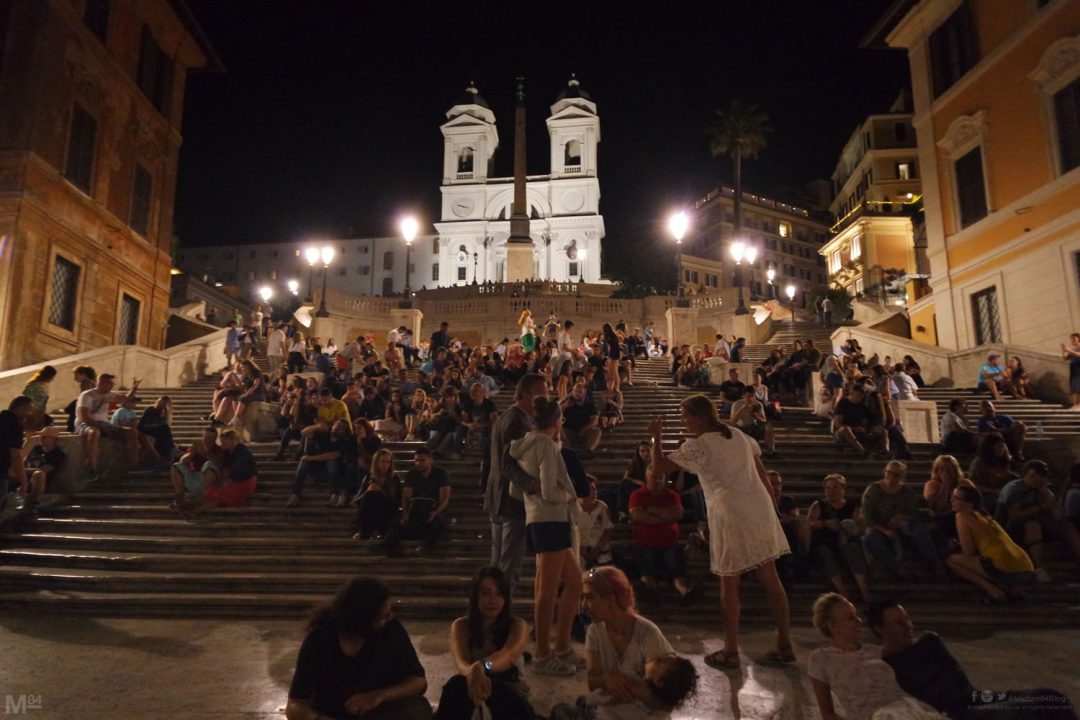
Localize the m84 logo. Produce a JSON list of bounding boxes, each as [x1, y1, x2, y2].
[[3, 696, 42, 715]]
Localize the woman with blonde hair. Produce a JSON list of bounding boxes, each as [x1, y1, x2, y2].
[[649, 394, 793, 670], [403, 389, 428, 441], [518, 308, 537, 353], [808, 474, 870, 602], [923, 454, 973, 540], [352, 448, 401, 541]]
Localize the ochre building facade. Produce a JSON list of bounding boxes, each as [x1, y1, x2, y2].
[[0, 0, 218, 370]]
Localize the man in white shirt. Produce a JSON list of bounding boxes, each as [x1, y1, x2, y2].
[[386, 326, 401, 347], [940, 398, 977, 453], [76, 373, 142, 480], [266, 323, 287, 370], [555, 320, 577, 377], [891, 364, 919, 401], [712, 333, 732, 362]]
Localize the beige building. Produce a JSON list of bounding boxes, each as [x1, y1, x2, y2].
[[682, 185, 830, 306], [0, 0, 219, 370], [820, 105, 927, 305]]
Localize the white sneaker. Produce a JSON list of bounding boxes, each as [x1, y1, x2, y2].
[[327, 494, 339, 507], [331, 494, 345, 508], [533, 654, 577, 677], [1035, 568, 1053, 583], [554, 649, 586, 670]]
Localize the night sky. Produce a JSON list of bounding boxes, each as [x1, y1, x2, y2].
[[176, 1, 909, 268]]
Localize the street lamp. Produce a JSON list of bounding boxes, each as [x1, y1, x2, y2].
[[473, 251, 478, 284], [287, 279, 299, 296], [767, 267, 776, 300], [258, 285, 272, 303], [668, 211, 689, 307], [315, 245, 335, 318], [730, 240, 749, 315], [304, 246, 320, 302], [400, 216, 419, 307], [785, 283, 796, 325], [744, 245, 758, 302]]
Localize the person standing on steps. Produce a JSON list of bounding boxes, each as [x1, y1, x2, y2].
[[648, 394, 794, 671], [485, 373, 547, 594]]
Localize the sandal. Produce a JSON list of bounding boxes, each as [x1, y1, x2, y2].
[[704, 649, 741, 670], [763, 646, 797, 664]]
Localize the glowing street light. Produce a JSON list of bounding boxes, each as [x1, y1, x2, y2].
[[304, 246, 321, 302], [767, 267, 776, 300], [744, 245, 758, 302], [668, 211, 690, 306], [287, 279, 299, 296], [315, 245, 335, 318], [729, 240, 749, 315], [258, 285, 273, 303], [400, 216, 420, 307], [785, 283, 797, 325]]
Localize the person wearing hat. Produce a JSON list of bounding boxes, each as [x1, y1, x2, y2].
[[976, 354, 1014, 401], [21, 426, 65, 516]]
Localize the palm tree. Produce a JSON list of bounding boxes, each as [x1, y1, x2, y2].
[[706, 100, 772, 238]]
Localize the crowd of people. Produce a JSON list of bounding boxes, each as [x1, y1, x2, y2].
[[5, 308, 1080, 719]]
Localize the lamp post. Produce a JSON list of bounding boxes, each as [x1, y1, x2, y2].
[[258, 285, 272, 304], [304, 247, 320, 302], [667, 211, 689, 307], [315, 245, 334, 318], [400, 216, 419, 307], [473, 251, 478, 284], [730, 240, 749, 315], [744, 245, 758, 302], [785, 283, 796, 325], [767, 267, 776, 300], [287, 279, 299, 296]]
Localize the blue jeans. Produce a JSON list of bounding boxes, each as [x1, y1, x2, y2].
[[863, 521, 943, 576], [426, 429, 459, 457], [291, 459, 339, 497]]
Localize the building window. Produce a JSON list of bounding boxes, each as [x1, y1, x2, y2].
[[706, 274, 718, 288], [130, 163, 152, 236], [48, 256, 80, 331], [359, 244, 368, 254], [569, 262, 579, 277], [83, 0, 110, 43], [955, 146, 988, 228], [295, 249, 301, 257], [359, 266, 370, 276], [457, 266, 467, 281], [778, 221, 790, 238], [382, 251, 394, 270], [855, 277, 864, 295], [1054, 75, 1080, 174], [897, 161, 912, 180], [458, 147, 474, 173], [270, 270, 278, 280], [851, 234, 862, 260], [829, 251, 841, 273], [118, 293, 140, 345], [137, 26, 173, 115], [337, 267, 346, 276], [432, 263, 439, 282], [64, 103, 97, 194], [929, 1, 978, 98], [783, 264, 795, 277], [766, 238, 777, 251], [432, 238, 439, 254], [565, 139, 582, 167], [382, 277, 393, 296], [971, 286, 1002, 344], [894, 122, 908, 143]]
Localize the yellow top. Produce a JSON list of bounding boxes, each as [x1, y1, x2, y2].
[[317, 399, 353, 432], [968, 512, 1034, 574]]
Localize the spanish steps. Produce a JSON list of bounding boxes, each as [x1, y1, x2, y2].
[[1, 323, 1078, 629]]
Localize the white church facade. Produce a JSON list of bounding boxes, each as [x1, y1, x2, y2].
[[433, 78, 605, 285], [175, 77, 606, 298]]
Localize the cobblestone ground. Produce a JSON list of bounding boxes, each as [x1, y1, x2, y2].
[[0, 615, 1076, 719]]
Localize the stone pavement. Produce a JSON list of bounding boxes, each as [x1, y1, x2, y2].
[[0, 615, 1076, 719]]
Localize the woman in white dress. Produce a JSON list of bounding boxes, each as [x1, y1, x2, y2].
[[808, 593, 944, 720], [648, 394, 793, 670]]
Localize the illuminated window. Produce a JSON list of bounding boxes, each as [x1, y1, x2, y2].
[[897, 162, 912, 180], [778, 221, 791, 238], [851, 235, 862, 260], [829, 251, 841, 273]]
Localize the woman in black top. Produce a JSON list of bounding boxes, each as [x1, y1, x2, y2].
[[602, 323, 621, 392], [286, 577, 430, 720], [807, 474, 870, 603], [352, 449, 401, 540]]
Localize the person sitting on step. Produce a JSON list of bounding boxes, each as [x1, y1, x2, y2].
[[287, 420, 354, 508], [861, 461, 947, 583], [808, 474, 871, 603], [976, 354, 1014, 401], [189, 428, 257, 514], [18, 426, 65, 517], [940, 398, 979, 454], [832, 385, 889, 458], [423, 388, 463, 459], [352, 448, 401, 541], [579, 476, 614, 570], [871, 600, 1077, 720], [995, 459, 1080, 583], [768, 470, 810, 587], [628, 466, 701, 606], [717, 368, 746, 415], [434, 566, 536, 720], [383, 447, 450, 557], [975, 400, 1026, 463], [75, 373, 142, 480], [731, 385, 778, 458], [560, 381, 602, 459], [285, 577, 431, 720], [137, 396, 175, 467], [945, 485, 1035, 604], [169, 425, 222, 514]]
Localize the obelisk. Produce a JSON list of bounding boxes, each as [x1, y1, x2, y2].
[[504, 76, 535, 282]]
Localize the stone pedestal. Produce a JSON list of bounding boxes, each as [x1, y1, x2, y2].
[[505, 243, 534, 283], [897, 400, 940, 444], [665, 307, 699, 349], [390, 308, 424, 341]]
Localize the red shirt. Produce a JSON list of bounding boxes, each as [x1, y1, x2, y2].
[[628, 487, 682, 549]]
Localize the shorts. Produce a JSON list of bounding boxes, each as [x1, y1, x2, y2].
[[76, 421, 128, 440], [527, 521, 572, 554], [980, 557, 1035, 588], [173, 463, 205, 494], [203, 476, 257, 507]]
